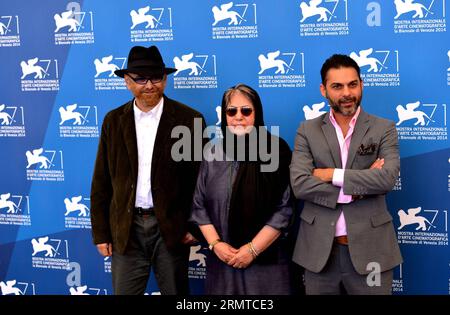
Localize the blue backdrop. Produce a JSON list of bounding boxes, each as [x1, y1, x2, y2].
[[0, 0, 448, 295]]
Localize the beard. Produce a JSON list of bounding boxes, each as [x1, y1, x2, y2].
[[139, 89, 164, 108], [327, 93, 362, 117]]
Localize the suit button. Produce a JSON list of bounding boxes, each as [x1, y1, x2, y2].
[[331, 221, 335, 226], [131, 184, 134, 189]]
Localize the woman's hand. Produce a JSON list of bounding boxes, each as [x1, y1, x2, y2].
[[213, 242, 238, 265], [228, 244, 255, 269]]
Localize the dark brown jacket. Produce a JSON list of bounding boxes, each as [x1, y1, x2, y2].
[[90, 95, 205, 254]]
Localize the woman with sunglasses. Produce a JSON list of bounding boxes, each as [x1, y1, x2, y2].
[[191, 84, 294, 294]]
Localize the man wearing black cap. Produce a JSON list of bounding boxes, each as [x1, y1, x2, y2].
[[90, 45, 205, 294]]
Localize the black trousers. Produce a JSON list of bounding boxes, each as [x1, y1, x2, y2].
[[111, 213, 189, 295]]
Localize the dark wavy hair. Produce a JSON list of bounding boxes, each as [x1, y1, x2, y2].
[[320, 54, 361, 84]]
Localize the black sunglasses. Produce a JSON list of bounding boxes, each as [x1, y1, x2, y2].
[[127, 73, 164, 85], [225, 106, 254, 117]]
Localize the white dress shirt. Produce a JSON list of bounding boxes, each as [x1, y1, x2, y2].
[[133, 98, 164, 208]]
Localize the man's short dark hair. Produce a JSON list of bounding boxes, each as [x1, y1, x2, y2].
[[320, 54, 361, 84]]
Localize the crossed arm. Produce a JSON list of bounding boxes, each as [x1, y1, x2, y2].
[[313, 158, 385, 181], [290, 121, 400, 208]]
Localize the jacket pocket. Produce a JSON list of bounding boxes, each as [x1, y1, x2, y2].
[[370, 212, 393, 227], [300, 210, 316, 225]]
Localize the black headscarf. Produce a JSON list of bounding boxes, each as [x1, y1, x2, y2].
[[220, 84, 291, 263]]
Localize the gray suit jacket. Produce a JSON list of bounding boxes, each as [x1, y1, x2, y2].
[[290, 109, 402, 275]]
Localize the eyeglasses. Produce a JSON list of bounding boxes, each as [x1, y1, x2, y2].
[[127, 74, 164, 85], [225, 106, 254, 117]]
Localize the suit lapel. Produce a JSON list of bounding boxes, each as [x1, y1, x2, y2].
[[151, 95, 175, 184], [346, 109, 370, 169], [119, 101, 138, 180], [321, 113, 342, 168]]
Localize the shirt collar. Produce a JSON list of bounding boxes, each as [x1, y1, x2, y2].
[[133, 97, 164, 122], [329, 106, 361, 129]]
